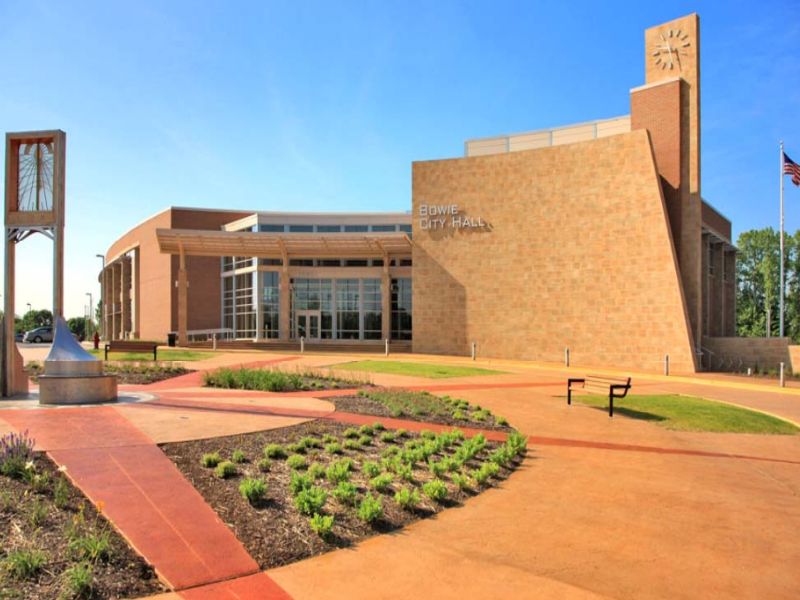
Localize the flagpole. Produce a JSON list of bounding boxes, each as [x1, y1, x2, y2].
[[780, 140, 785, 337]]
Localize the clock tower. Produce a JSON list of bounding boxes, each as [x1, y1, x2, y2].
[[631, 14, 703, 366]]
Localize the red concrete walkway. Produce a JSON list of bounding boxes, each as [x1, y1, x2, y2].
[[0, 405, 266, 592]]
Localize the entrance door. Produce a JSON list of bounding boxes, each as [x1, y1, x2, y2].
[[296, 310, 321, 340]]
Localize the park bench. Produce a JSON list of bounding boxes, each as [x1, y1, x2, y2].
[[104, 340, 159, 361], [567, 375, 632, 417]]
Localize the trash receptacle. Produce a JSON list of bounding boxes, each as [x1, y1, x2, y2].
[[167, 333, 177, 347]]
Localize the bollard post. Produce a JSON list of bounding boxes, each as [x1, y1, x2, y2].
[[780, 362, 785, 388], [747, 367, 752, 376], [385, 338, 389, 357], [565, 347, 570, 367], [471, 341, 476, 361], [300, 336, 305, 353], [664, 354, 669, 376], [212, 333, 217, 352]]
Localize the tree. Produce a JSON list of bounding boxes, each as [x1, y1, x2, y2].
[[18, 309, 53, 334], [67, 317, 87, 341]]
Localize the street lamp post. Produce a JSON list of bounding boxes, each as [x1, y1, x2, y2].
[[26, 302, 31, 314], [96, 254, 105, 340], [85, 292, 93, 341]]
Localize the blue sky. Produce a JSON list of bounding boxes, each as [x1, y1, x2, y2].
[[0, 0, 798, 319]]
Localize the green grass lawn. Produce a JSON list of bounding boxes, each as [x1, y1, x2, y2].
[[576, 394, 799, 434], [333, 360, 503, 379], [89, 348, 213, 362]]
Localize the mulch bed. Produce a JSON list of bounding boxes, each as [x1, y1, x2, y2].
[[25, 363, 191, 385], [162, 420, 523, 569], [330, 394, 513, 431], [0, 454, 165, 600]]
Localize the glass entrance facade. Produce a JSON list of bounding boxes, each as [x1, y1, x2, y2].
[[292, 278, 383, 340]]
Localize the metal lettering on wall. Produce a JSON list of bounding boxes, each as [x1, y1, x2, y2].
[[417, 204, 487, 230]]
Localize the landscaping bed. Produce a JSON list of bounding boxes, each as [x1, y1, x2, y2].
[[162, 420, 527, 569], [203, 366, 370, 393], [0, 433, 165, 599], [331, 388, 513, 431], [26, 361, 191, 385]]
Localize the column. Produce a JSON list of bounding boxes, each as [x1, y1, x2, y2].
[[279, 269, 290, 341], [177, 247, 188, 346], [121, 257, 131, 339], [381, 261, 391, 341], [255, 271, 264, 341]]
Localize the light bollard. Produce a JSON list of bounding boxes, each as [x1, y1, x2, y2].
[[780, 362, 785, 388], [300, 336, 305, 353], [212, 333, 217, 352], [385, 338, 389, 356], [471, 341, 476, 361], [565, 347, 570, 367], [664, 354, 669, 376]]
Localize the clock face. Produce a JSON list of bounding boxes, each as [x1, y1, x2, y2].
[[651, 28, 691, 70]]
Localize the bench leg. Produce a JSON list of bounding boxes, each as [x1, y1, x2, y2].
[[567, 384, 572, 406], [609, 392, 614, 417]]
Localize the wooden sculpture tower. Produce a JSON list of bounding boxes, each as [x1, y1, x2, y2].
[[3, 130, 66, 396]]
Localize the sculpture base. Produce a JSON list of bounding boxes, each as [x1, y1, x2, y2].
[[38, 375, 118, 405]]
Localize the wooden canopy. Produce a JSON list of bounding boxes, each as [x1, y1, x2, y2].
[[156, 228, 413, 259]]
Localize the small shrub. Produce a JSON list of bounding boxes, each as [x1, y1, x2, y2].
[[506, 432, 528, 456], [357, 493, 383, 523], [301, 436, 323, 449], [343, 428, 359, 439], [358, 435, 372, 446], [287, 454, 308, 470], [471, 409, 490, 422], [332, 481, 358, 505], [307, 462, 326, 480], [62, 561, 93, 597], [452, 410, 466, 420], [257, 458, 272, 473], [362, 460, 382, 478], [325, 442, 343, 455], [28, 499, 47, 527], [0, 430, 35, 479], [289, 472, 313, 495], [201, 452, 222, 468], [394, 486, 421, 510], [428, 460, 448, 479], [54, 477, 70, 509], [496, 416, 509, 426], [264, 444, 286, 459], [214, 461, 237, 479], [380, 446, 400, 459], [231, 449, 247, 464], [488, 447, 512, 467], [69, 530, 111, 562], [326, 460, 352, 484], [358, 425, 374, 436], [4, 549, 46, 579], [422, 479, 448, 502], [321, 434, 338, 444], [396, 429, 408, 438], [420, 430, 436, 440], [308, 513, 334, 538], [369, 473, 394, 492], [286, 442, 306, 454], [394, 462, 415, 482], [294, 486, 328, 515], [451, 472, 471, 490], [380, 431, 396, 443], [343, 439, 362, 451], [239, 478, 267, 505], [29, 471, 51, 494], [372, 422, 386, 431]]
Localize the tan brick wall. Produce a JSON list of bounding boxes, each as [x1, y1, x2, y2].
[[412, 129, 697, 372], [704, 336, 793, 373]]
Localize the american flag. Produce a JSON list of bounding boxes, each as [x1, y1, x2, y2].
[[785, 152, 800, 186]]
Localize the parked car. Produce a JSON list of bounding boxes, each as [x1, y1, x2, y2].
[[15, 332, 24, 342], [23, 326, 53, 343]]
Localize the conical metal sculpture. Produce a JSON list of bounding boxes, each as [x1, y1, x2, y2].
[[38, 316, 117, 405]]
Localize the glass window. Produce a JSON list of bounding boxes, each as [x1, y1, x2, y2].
[[262, 271, 280, 338], [336, 279, 360, 339], [344, 225, 369, 232], [317, 225, 341, 233], [289, 259, 314, 267], [234, 272, 256, 338], [398, 224, 412, 233], [391, 278, 412, 340], [371, 225, 396, 232], [222, 275, 234, 332], [344, 259, 368, 267], [318, 259, 341, 267], [399, 258, 412, 267], [289, 224, 314, 233], [259, 258, 282, 266], [260, 224, 285, 232], [362, 279, 382, 340]]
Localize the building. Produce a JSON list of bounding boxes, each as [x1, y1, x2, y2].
[[100, 13, 735, 372]]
